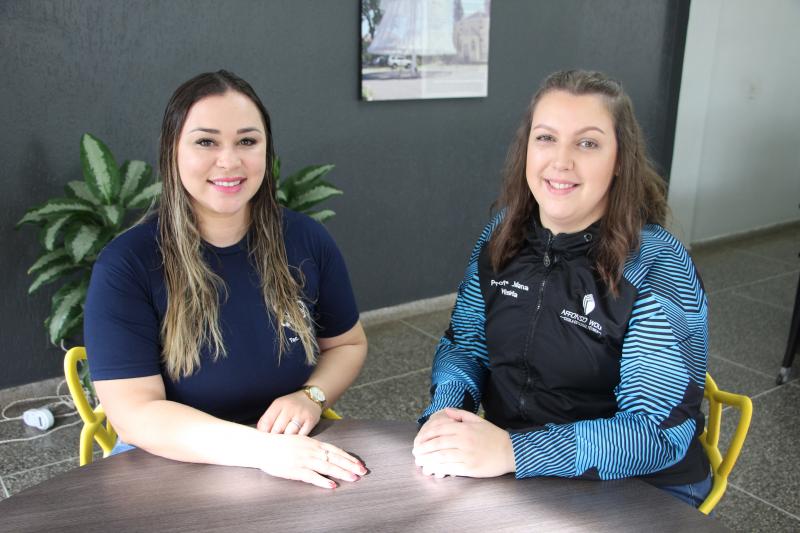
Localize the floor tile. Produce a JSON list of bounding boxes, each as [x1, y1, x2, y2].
[[707, 354, 777, 398], [720, 385, 800, 517], [0, 414, 83, 477], [727, 225, 800, 266], [731, 270, 799, 313], [691, 246, 795, 294], [714, 485, 800, 533], [3, 456, 80, 496], [356, 321, 438, 387], [401, 309, 452, 339], [0, 377, 65, 408], [335, 371, 431, 422], [707, 291, 794, 377]]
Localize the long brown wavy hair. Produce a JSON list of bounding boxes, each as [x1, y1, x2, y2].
[[488, 70, 669, 295], [157, 70, 317, 381]]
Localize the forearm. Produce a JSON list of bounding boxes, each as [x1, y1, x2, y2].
[[306, 325, 367, 407], [510, 414, 695, 480], [420, 337, 486, 422], [114, 399, 272, 469]]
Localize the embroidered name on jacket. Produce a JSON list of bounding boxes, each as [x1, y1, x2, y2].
[[490, 279, 530, 299]]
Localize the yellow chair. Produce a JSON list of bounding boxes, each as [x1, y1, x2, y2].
[[64, 347, 117, 465], [698, 372, 753, 514], [65, 346, 341, 466]]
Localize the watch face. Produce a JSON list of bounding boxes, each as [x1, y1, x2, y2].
[[309, 386, 325, 402]]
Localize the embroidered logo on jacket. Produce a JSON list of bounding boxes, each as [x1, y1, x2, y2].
[[582, 294, 596, 315], [559, 304, 603, 336]]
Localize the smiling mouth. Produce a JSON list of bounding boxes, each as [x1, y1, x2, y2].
[[209, 178, 245, 187], [545, 179, 578, 191]]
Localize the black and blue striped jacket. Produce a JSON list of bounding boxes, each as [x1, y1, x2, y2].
[[421, 214, 709, 486]]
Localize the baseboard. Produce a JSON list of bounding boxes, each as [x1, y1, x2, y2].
[[360, 293, 456, 326], [690, 218, 800, 250]]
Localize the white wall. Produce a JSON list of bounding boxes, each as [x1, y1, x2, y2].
[[669, 0, 800, 245]]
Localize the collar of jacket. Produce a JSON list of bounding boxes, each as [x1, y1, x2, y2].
[[525, 217, 601, 260]]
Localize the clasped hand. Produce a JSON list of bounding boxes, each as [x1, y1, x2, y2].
[[412, 408, 516, 478]]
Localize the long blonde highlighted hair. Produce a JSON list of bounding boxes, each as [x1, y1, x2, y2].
[[157, 70, 317, 381]]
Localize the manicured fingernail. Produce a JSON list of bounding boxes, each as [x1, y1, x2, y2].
[[329, 481, 337, 489]]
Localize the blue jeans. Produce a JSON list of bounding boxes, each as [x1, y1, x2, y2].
[[659, 473, 712, 508], [109, 439, 136, 456]]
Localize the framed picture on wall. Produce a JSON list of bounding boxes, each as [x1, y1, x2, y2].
[[361, 0, 491, 101]]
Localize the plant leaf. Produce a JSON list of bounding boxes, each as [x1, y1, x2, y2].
[[17, 198, 97, 226], [127, 181, 162, 209], [49, 273, 89, 310], [119, 160, 153, 205], [272, 157, 281, 181], [286, 164, 335, 189], [292, 176, 340, 199], [28, 261, 78, 293], [47, 279, 88, 345], [65, 222, 103, 263], [307, 209, 336, 223], [100, 204, 124, 227], [60, 313, 84, 344], [65, 180, 101, 205], [276, 188, 288, 205], [27, 249, 70, 275], [291, 185, 343, 212], [39, 215, 73, 251], [80, 133, 121, 204]]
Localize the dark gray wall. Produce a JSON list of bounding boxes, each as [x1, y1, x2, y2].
[[0, 0, 688, 388]]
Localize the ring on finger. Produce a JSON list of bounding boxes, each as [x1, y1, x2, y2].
[[288, 419, 302, 430]]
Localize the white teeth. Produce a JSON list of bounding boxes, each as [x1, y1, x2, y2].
[[549, 181, 575, 190], [213, 180, 242, 187]]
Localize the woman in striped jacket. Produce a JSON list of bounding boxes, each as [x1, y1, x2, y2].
[[413, 70, 710, 507]]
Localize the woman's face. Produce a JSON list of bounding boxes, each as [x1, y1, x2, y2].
[[177, 90, 266, 231], [525, 90, 617, 235]]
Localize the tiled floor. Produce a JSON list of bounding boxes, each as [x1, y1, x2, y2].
[[1, 222, 798, 531]]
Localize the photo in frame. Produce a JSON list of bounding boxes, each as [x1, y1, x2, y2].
[[361, 0, 491, 101]]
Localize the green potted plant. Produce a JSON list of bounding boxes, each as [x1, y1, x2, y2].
[[18, 134, 344, 401]]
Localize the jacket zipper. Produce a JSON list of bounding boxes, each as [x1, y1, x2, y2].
[[517, 233, 554, 419]]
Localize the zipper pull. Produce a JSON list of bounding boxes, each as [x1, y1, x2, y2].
[[543, 234, 553, 267]]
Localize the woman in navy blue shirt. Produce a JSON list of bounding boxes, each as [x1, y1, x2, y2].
[[85, 71, 367, 489]]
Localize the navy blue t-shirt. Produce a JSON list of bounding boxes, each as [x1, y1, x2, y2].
[[84, 209, 359, 424]]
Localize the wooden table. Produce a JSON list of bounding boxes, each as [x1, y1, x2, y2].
[[0, 419, 728, 532]]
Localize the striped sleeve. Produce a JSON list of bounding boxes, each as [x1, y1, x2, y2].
[[419, 213, 503, 424], [510, 225, 708, 480]]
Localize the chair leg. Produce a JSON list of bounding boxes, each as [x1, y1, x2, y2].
[[776, 275, 800, 385]]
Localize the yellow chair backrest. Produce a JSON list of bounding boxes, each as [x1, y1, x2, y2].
[[65, 346, 342, 466], [698, 372, 753, 514], [64, 347, 117, 465]]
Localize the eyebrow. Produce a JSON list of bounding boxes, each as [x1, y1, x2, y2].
[[189, 127, 264, 134], [532, 124, 606, 135]]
